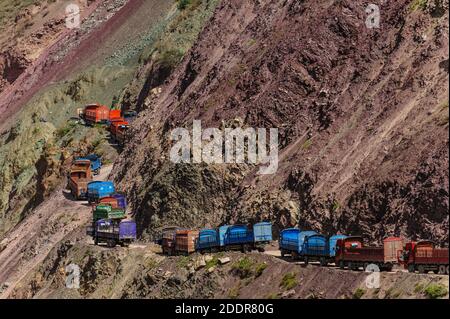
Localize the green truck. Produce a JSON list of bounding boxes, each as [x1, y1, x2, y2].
[[93, 205, 126, 221]]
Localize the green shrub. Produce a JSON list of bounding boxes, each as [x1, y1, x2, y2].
[[205, 256, 219, 270], [231, 257, 255, 279], [177, 0, 192, 10], [353, 288, 365, 299], [414, 283, 425, 293], [410, 0, 428, 11], [280, 272, 297, 290], [255, 263, 267, 278], [424, 284, 448, 299], [177, 256, 191, 269], [228, 284, 240, 299]]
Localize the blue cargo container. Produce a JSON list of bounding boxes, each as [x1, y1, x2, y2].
[[217, 223, 273, 252], [253, 222, 272, 243], [218, 225, 230, 247], [279, 228, 300, 253], [297, 231, 317, 253], [119, 220, 137, 240], [302, 233, 330, 265], [279, 228, 317, 259], [196, 229, 219, 251], [328, 234, 348, 257], [303, 234, 328, 257], [87, 181, 115, 203], [77, 154, 102, 174], [112, 193, 127, 210], [225, 224, 253, 246]]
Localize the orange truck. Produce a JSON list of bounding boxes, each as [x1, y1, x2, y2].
[[83, 104, 122, 125], [110, 119, 129, 145], [68, 159, 93, 199]]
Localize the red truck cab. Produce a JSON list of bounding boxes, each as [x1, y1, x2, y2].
[[400, 241, 449, 274]]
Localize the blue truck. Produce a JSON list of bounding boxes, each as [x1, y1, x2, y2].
[[197, 222, 273, 253], [279, 229, 348, 265], [87, 181, 115, 203], [76, 154, 102, 175], [87, 219, 136, 247]]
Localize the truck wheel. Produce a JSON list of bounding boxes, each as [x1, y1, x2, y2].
[[446, 265, 449, 275], [291, 252, 298, 261], [281, 250, 285, 258], [107, 239, 116, 248], [339, 260, 345, 269], [408, 264, 415, 273], [384, 263, 393, 272], [304, 256, 309, 265], [418, 265, 426, 274], [320, 257, 328, 267], [438, 265, 446, 274]]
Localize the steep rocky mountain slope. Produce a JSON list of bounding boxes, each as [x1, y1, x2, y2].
[[0, 0, 219, 237], [0, 0, 448, 300], [114, 0, 449, 245]]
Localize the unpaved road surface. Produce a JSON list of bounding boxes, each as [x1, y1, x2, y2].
[[0, 165, 113, 298]]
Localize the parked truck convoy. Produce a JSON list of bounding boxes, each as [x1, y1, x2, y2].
[[72, 106, 448, 274]]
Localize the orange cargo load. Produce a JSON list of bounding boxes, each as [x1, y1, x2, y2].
[[84, 104, 110, 124], [175, 230, 199, 254], [109, 109, 122, 121], [98, 196, 119, 208]]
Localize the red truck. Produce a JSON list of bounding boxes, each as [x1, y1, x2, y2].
[[83, 104, 121, 124], [110, 119, 129, 145], [335, 236, 403, 271], [399, 241, 449, 274]]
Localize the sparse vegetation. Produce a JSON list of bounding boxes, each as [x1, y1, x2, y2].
[[228, 283, 240, 299], [267, 292, 280, 299], [56, 123, 76, 138], [302, 139, 313, 149], [332, 201, 341, 212], [231, 257, 255, 279], [255, 262, 267, 278], [353, 288, 366, 299], [424, 284, 448, 299], [410, 0, 428, 11], [205, 256, 219, 270], [177, 0, 192, 10], [177, 256, 191, 269], [280, 272, 297, 290], [414, 283, 425, 293]]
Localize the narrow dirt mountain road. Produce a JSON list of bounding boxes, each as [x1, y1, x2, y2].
[[0, 165, 113, 298]]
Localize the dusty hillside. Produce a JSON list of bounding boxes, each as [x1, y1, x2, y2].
[[7, 240, 449, 299], [0, 0, 210, 238], [0, 0, 448, 301], [113, 0, 449, 245]]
